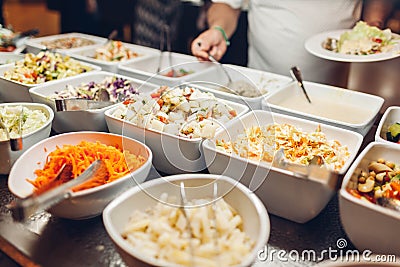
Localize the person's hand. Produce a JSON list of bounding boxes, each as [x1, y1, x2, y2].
[[191, 28, 228, 61]]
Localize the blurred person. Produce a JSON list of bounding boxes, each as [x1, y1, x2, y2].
[[191, 0, 394, 87], [96, 0, 136, 40], [131, 0, 182, 49]]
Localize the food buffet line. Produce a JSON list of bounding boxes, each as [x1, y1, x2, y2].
[[0, 22, 399, 267]]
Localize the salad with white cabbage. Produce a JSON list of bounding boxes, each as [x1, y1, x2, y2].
[[49, 76, 139, 103], [216, 123, 350, 172], [337, 21, 396, 55], [111, 86, 238, 139], [3, 51, 93, 84], [0, 105, 48, 141]]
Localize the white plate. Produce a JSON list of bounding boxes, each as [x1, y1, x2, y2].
[[305, 29, 400, 62]]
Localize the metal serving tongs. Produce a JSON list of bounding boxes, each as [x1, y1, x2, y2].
[[156, 25, 175, 76], [54, 87, 115, 112], [179, 181, 220, 265], [7, 159, 105, 222], [272, 148, 338, 189], [0, 106, 23, 151], [179, 181, 194, 266], [290, 66, 312, 103]]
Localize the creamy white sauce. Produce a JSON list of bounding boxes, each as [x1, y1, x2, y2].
[[273, 95, 374, 124]]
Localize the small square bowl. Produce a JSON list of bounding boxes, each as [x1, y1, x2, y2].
[[203, 110, 363, 223], [339, 142, 400, 255], [8, 131, 153, 219], [263, 81, 384, 136], [190, 64, 292, 110], [375, 106, 400, 145], [0, 102, 54, 174], [103, 173, 270, 267], [105, 95, 249, 174], [0, 59, 101, 103], [25, 32, 107, 54], [118, 52, 216, 86], [67, 42, 160, 73], [29, 71, 159, 133]]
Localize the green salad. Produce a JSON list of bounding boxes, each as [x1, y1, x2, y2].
[[338, 21, 395, 55]]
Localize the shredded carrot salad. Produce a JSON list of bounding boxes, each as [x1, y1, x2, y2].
[[27, 141, 146, 193]]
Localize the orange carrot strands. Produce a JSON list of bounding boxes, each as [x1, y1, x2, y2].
[[27, 141, 146, 193]]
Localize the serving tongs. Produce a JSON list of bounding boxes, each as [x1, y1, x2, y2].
[[55, 88, 114, 111], [156, 25, 175, 77], [7, 159, 105, 222], [290, 66, 312, 103], [0, 107, 23, 151], [272, 148, 338, 189], [55, 98, 115, 112], [179, 181, 220, 265]]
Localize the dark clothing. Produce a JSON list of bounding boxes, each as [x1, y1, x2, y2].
[[46, 0, 100, 35]]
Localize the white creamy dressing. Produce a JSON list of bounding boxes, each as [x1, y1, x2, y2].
[[275, 96, 374, 124]]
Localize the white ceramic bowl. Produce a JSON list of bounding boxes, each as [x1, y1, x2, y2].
[[103, 174, 270, 267], [339, 142, 400, 255], [375, 106, 400, 145], [190, 64, 292, 110], [29, 71, 159, 133], [118, 52, 216, 87], [8, 131, 152, 219], [0, 52, 24, 65], [0, 102, 53, 174], [105, 98, 249, 174], [0, 60, 101, 102], [263, 81, 384, 136], [67, 42, 160, 73], [25, 32, 107, 54], [203, 110, 364, 223]]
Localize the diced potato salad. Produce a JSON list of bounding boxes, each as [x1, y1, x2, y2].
[[216, 124, 350, 172], [3, 51, 93, 84], [122, 194, 254, 267], [0, 105, 48, 140], [111, 86, 238, 139]]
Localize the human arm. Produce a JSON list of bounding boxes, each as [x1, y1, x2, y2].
[[363, 0, 394, 28], [191, 3, 241, 61]]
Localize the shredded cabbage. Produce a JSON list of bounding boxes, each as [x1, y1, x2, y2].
[[0, 105, 48, 141]]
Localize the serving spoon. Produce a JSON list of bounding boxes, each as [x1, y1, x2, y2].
[[290, 66, 312, 103], [201, 45, 257, 96]]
